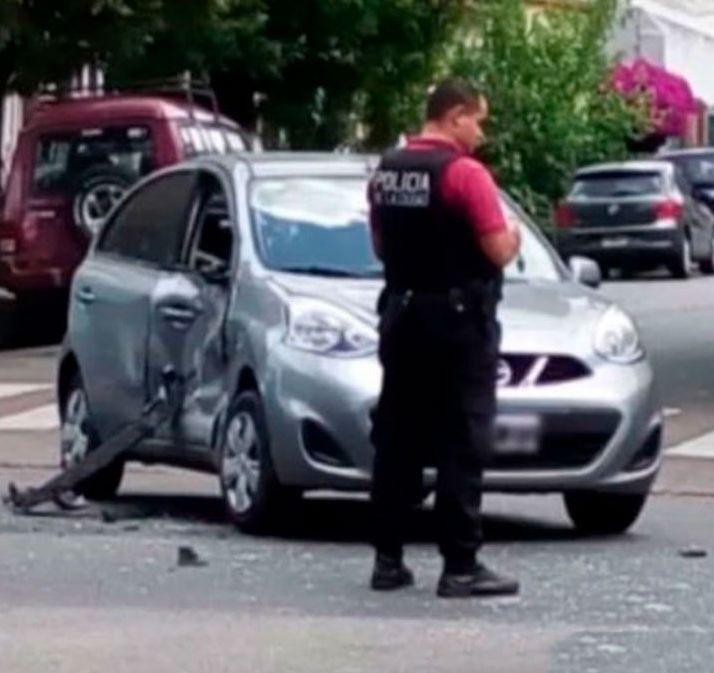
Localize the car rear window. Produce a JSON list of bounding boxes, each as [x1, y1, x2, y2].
[[32, 126, 152, 196], [571, 171, 665, 198]]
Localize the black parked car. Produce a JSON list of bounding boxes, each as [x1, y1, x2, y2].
[[658, 148, 714, 215], [556, 161, 714, 279]]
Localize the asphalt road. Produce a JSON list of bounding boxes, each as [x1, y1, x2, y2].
[[2, 276, 714, 672]]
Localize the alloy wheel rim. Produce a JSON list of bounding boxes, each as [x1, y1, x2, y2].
[[80, 183, 126, 234], [222, 411, 261, 514], [60, 389, 90, 469]]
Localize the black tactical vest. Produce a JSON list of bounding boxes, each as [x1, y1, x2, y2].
[[372, 146, 503, 295]]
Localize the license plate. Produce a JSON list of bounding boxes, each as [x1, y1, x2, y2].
[[601, 236, 629, 249], [494, 414, 541, 455]]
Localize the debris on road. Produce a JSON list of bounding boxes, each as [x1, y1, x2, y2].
[[177, 545, 208, 568], [2, 368, 183, 514], [678, 546, 708, 559]]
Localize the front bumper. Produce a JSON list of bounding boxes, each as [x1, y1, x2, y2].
[[263, 343, 662, 496]]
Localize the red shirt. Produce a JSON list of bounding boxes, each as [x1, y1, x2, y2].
[[369, 136, 507, 255]]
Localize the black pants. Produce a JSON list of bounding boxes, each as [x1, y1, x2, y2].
[[370, 289, 500, 573]]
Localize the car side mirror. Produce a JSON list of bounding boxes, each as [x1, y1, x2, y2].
[[569, 256, 601, 289]]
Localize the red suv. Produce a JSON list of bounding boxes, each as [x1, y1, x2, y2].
[[0, 93, 250, 302]]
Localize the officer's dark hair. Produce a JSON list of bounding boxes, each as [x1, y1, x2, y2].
[[426, 79, 485, 121]]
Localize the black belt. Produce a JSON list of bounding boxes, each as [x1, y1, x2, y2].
[[388, 281, 498, 314]]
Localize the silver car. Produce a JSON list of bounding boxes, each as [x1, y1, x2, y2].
[[57, 153, 663, 535]]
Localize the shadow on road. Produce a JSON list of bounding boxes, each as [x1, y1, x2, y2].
[[90, 492, 602, 546], [0, 296, 66, 351]]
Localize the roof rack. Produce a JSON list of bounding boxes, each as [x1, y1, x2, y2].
[[34, 72, 221, 123]]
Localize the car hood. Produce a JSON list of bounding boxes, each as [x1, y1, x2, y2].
[[269, 273, 614, 355]]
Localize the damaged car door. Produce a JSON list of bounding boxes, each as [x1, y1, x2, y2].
[[147, 168, 236, 453], [70, 170, 199, 438]]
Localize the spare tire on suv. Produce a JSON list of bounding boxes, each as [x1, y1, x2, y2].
[[72, 165, 136, 236]]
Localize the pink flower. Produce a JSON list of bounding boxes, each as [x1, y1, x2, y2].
[[611, 58, 697, 135]]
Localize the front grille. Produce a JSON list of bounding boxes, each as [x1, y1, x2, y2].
[[499, 354, 535, 386], [538, 356, 591, 384], [498, 354, 592, 387], [487, 409, 621, 471]]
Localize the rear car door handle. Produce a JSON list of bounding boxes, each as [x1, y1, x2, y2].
[[76, 287, 95, 304]]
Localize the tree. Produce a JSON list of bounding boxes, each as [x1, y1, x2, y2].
[[449, 0, 648, 218], [108, 0, 468, 150], [0, 0, 163, 98], [0, 1, 467, 151]]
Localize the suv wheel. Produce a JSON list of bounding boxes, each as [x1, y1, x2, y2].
[[669, 236, 694, 279], [219, 391, 299, 533], [563, 491, 648, 535], [60, 372, 124, 500], [73, 166, 135, 236]]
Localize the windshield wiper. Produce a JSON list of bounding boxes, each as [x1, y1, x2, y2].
[[279, 265, 366, 278]]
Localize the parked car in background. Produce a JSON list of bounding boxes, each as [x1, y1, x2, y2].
[[57, 152, 662, 537], [555, 161, 714, 279], [0, 88, 251, 305], [657, 148, 714, 215]]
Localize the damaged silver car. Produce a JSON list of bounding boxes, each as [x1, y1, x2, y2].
[[57, 153, 663, 534]]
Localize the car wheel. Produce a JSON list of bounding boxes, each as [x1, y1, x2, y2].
[[219, 391, 299, 533], [59, 372, 124, 500], [699, 238, 714, 275], [72, 166, 135, 237], [669, 236, 694, 279], [563, 491, 648, 535]]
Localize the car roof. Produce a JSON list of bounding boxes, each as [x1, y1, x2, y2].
[[575, 160, 674, 177], [196, 151, 379, 178], [25, 95, 239, 131]]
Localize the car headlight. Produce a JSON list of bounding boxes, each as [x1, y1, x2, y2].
[[285, 297, 378, 358], [593, 306, 644, 364]]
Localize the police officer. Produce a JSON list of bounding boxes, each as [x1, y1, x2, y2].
[[368, 79, 522, 598]]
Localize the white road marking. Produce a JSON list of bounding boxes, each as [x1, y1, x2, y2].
[[0, 404, 58, 431], [668, 430, 714, 459], [0, 383, 53, 400]]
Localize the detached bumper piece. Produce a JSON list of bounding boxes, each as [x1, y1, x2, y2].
[[4, 368, 183, 513]]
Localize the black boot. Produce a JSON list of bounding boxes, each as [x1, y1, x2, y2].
[[437, 562, 519, 598], [370, 553, 415, 591]]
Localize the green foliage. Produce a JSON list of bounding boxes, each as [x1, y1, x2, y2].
[[108, 0, 466, 150], [0, 0, 464, 151], [450, 0, 648, 217], [0, 0, 163, 94]]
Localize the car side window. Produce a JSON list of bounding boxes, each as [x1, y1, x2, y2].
[[186, 173, 234, 274], [97, 171, 198, 266]]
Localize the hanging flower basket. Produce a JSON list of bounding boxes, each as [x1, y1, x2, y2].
[[612, 58, 698, 138]]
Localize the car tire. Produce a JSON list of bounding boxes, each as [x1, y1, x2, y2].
[[59, 372, 124, 500], [563, 490, 648, 535], [698, 238, 714, 275], [219, 391, 299, 533], [72, 166, 135, 236], [669, 236, 694, 279]]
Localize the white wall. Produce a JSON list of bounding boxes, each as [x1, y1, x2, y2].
[[1, 95, 23, 188]]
